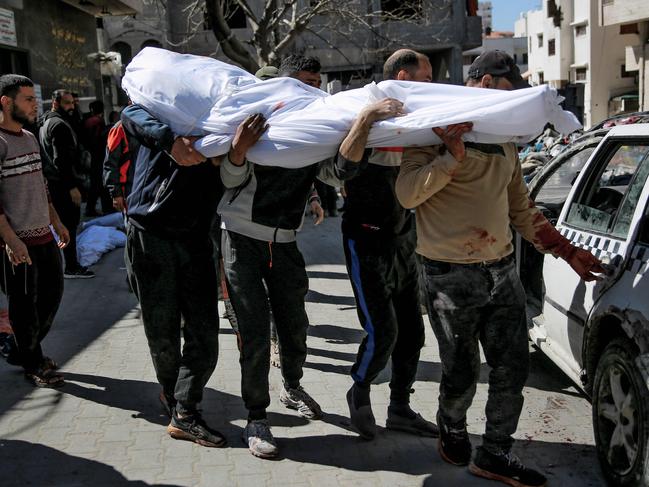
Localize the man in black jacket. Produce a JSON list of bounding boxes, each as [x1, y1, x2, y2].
[[122, 104, 266, 448], [39, 89, 94, 279], [339, 49, 438, 440]]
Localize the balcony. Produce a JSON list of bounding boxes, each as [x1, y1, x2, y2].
[[600, 0, 649, 26]]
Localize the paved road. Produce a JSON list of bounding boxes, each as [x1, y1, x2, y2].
[[0, 217, 605, 486]]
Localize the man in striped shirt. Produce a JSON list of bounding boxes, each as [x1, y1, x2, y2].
[[0, 74, 70, 387]]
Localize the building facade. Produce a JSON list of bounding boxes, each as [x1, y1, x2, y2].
[[0, 0, 140, 113], [478, 1, 493, 34], [516, 0, 642, 128], [104, 0, 482, 98], [599, 0, 649, 113], [462, 33, 528, 81]]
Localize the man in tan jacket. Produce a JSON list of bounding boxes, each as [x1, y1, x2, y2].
[[395, 50, 603, 487]]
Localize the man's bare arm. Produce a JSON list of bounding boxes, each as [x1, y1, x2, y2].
[[339, 98, 405, 162]]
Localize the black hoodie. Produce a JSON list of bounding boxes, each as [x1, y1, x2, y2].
[[39, 110, 83, 191]]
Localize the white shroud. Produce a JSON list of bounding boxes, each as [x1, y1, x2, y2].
[[122, 47, 582, 168]]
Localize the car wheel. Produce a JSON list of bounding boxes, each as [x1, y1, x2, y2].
[[593, 338, 649, 486]]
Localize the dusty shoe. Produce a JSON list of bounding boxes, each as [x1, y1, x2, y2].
[[437, 411, 472, 466], [346, 385, 376, 440], [270, 337, 281, 368], [386, 406, 439, 437], [280, 385, 322, 419], [24, 367, 64, 388], [469, 447, 547, 487], [243, 419, 278, 458], [167, 411, 226, 448]]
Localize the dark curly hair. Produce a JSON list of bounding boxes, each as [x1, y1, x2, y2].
[[279, 55, 321, 76]]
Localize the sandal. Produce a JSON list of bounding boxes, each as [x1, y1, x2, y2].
[[25, 368, 64, 388]]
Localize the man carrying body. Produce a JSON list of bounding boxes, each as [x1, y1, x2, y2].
[[0, 75, 70, 387], [220, 54, 357, 458], [337, 49, 438, 440], [395, 50, 604, 487], [39, 89, 94, 279], [122, 104, 266, 448]]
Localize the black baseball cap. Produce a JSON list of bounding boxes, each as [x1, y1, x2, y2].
[[467, 50, 530, 89]]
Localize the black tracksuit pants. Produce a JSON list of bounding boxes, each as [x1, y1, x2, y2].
[[125, 224, 219, 414], [343, 235, 425, 403], [48, 183, 81, 272], [222, 229, 309, 420], [0, 240, 64, 372]]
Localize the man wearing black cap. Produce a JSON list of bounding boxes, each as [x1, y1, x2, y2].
[[395, 50, 603, 487]]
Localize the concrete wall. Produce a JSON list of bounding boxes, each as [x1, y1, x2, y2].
[[587, 0, 639, 126], [0, 0, 100, 98], [601, 0, 649, 26], [105, 0, 480, 86]]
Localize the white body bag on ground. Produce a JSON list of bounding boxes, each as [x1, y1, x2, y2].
[[122, 48, 582, 169]]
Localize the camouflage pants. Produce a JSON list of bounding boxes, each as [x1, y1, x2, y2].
[[422, 254, 529, 453]]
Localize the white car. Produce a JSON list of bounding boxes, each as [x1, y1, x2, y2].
[[518, 124, 649, 486]]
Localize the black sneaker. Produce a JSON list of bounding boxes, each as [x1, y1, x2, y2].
[[437, 411, 472, 466], [167, 410, 227, 448], [64, 267, 95, 279], [469, 446, 547, 487], [386, 406, 439, 437], [346, 385, 376, 440]]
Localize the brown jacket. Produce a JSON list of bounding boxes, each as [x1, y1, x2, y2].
[[395, 142, 571, 263]]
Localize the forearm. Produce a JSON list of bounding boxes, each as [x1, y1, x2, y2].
[[339, 113, 374, 163], [48, 203, 63, 227], [0, 214, 19, 246]]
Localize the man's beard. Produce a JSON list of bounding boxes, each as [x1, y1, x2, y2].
[[57, 107, 75, 120], [11, 104, 33, 125]]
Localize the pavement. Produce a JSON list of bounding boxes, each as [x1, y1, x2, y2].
[[0, 216, 605, 486]]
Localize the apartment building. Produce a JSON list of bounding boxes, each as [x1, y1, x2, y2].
[[599, 0, 649, 112], [478, 1, 493, 34], [516, 0, 641, 127]]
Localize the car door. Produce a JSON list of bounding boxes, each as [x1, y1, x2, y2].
[[518, 139, 600, 316], [532, 138, 649, 386]]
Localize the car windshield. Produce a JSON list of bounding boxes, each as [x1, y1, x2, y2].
[[535, 146, 596, 206]]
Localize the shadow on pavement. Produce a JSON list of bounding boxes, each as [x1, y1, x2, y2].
[[306, 270, 349, 280], [0, 439, 180, 487], [306, 289, 356, 307], [0, 250, 139, 419], [307, 323, 365, 345], [304, 345, 584, 399], [281, 432, 601, 485]]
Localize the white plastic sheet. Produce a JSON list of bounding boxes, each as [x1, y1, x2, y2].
[[123, 48, 582, 169]]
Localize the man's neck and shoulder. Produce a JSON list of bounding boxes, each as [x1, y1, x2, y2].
[[0, 122, 38, 161]]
